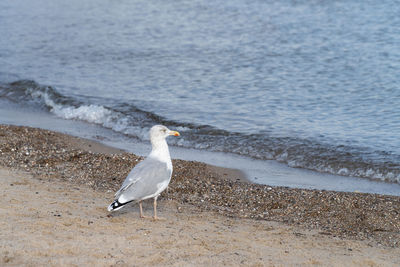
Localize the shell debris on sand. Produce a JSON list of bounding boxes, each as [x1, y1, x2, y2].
[[0, 125, 399, 247]]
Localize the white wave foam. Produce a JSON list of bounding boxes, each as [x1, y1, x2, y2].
[[314, 165, 400, 184], [338, 168, 349, 176], [30, 89, 115, 124], [27, 88, 142, 137], [25, 87, 191, 144], [54, 105, 112, 124]]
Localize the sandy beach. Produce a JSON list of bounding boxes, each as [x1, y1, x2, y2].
[[1, 125, 400, 266]]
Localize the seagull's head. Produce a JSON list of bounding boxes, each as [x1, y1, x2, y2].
[[149, 125, 180, 143]]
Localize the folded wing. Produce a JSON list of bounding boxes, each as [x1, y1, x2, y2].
[[115, 157, 172, 203]]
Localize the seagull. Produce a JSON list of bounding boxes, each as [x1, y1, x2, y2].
[[107, 125, 180, 219]]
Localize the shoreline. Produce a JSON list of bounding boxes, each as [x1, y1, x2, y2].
[[2, 109, 400, 196], [0, 125, 400, 249]]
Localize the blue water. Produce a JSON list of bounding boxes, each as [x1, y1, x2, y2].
[[1, 0, 400, 188]]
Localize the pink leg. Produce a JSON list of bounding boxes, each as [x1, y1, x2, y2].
[[153, 197, 165, 220], [139, 201, 146, 218]]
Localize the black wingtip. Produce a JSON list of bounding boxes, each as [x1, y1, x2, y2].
[[107, 199, 133, 212], [107, 200, 124, 212]]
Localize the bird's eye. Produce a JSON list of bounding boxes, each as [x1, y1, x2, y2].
[[162, 129, 167, 132]]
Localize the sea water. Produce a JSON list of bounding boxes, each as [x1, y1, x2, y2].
[[1, 0, 400, 195]]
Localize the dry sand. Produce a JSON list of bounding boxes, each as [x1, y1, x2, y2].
[[1, 168, 399, 266], [1, 125, 400, 266]]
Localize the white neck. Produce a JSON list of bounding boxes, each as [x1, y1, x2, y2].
[[148, 138, 171, 163]]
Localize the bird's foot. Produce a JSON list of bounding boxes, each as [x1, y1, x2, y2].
[[139, 214, 151, 219], [152, 216, 166, 221]]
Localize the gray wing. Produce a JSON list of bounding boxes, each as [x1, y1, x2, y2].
[[115, 157, 172, 202]]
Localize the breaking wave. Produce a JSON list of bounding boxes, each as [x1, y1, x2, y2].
[[1, 80, 400, 184]]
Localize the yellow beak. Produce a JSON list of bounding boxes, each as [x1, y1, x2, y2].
[[169, 130, 180, 137]]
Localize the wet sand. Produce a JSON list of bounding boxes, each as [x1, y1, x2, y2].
[[1, 125, 400, 266]]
